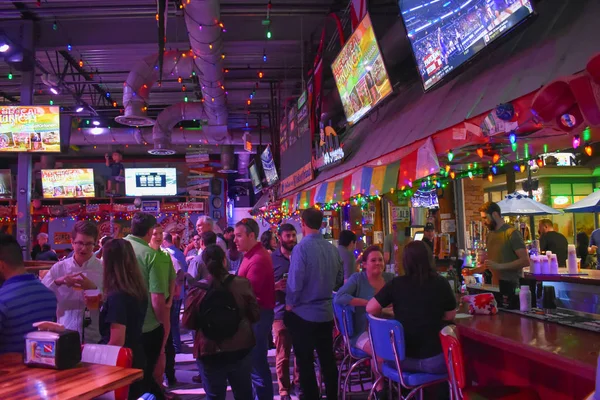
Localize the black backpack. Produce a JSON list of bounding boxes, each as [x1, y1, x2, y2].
[[198, 274, 241, 341]]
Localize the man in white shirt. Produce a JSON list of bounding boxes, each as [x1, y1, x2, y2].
[[42, 221, 102, 343], [195, 215, 227, 252]]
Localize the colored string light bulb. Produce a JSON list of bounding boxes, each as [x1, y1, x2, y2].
[[519, 164, 526, 173], [258, 71, 264, 79], [445, 165, 451, 173], [509, 131, 517, 144], [67, 44, 72, 51], [7, 72, 12, 80], [177, 76, 182, 83], [266, 30, 272, 39], [112, 101, 117, 107], [476, 148, 484, 158], [79, 59, 84, 67], [572, 135, 581, 148], [53, 21, 58, 31], [511, 142, 517, 152], [488, 174, 493, 183], [263, 51, 267, 62], [468, 171, 474, 180], [447, 151, 454, 162], [450, 171, 456, 179], [585, 144, 593, 156], [492, 153, 500, 163], [182, 85, 186, 92], [513, 164, 520, 172], [221, 53, 225, 59], [536, 158, 544, 167], [491, 165, 498, 175], [247, 99, 251, 105], [209, 44, 213, 50]]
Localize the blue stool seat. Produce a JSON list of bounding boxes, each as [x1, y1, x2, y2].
[[382, 361, 447, 387], [348, 346, 369, 359]]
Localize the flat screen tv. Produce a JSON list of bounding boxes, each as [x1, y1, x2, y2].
[[331, 13, 393, 125], [260, 145, 279, 187], [125, 168, 177, 197], [249, 161, 263, 195], [0, 106, 61, 152], [399, 0, 534, 91], [42, 169, 95, 199]]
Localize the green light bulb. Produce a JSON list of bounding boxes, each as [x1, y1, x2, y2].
[[267, 30, 272, 39], [8, 73, 12, 80]]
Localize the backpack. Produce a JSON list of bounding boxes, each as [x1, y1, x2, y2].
[[197, 274, 241, 341]]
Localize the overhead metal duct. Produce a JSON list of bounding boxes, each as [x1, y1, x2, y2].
[[218, 145, 237, 174], [116, 50, 195, 127], [235, 152, 252, 182], [150, 102, 208, 155], [184, 0, 228, 126]]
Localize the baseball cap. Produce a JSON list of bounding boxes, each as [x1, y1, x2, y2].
[[424, 223, 435, 232]]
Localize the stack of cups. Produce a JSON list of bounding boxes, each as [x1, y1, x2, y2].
[[549, 254, 559, 274], [567, 244, 578, 274], [540, 255, 550, 274], [531, 256, 542, 274]]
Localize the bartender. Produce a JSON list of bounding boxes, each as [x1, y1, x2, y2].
[[465, 202, 530, 285], [422, 223, 435, 253]]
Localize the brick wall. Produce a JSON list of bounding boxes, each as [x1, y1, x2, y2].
[[462, 178, 485, 228]]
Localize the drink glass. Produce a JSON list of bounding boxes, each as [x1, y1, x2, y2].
[[84, 289, 102, 310]]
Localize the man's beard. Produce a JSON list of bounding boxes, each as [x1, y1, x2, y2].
[[486, 219, 498, 231], [281, 241, 296, 252]]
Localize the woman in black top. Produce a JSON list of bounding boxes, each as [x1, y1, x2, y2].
[[99, 239, 149, 400], [367, 240, 456, 374]]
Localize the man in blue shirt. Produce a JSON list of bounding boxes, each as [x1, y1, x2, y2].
[[589, 228, 600, 270], [0, 233, 57, 354], [285, 208, 343, 400]]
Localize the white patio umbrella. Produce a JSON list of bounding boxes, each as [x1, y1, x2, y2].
[[563, 190, 600, 213], [497, 192, 562, 216]]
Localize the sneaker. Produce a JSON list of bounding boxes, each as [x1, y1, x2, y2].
[[192, 374, 202, 383]]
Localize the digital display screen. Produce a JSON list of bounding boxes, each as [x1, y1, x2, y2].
[[42, 169, 95, 199], [261, 145, 279, 187], [0, 170, 12, 198], [0, 106, 61, 152], [249, 162, 263, 194], [399, 0, 534, 90], [332, 13, 393, 125], [125, 168, 177, 197]]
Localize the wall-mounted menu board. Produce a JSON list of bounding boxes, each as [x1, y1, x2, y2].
[[0, 106, 61, 152]]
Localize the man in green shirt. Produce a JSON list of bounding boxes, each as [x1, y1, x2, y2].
[[124, 213, 169, 399], [466, 202, 530, 285]]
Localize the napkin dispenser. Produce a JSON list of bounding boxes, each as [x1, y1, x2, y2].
[[24, 329, 81, 370]]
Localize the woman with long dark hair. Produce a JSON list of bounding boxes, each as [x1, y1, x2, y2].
[[260, 230, 278, 253], [577, 232, 594, 269], [99, 239, 149, 399], [367, 240, 456, 374], [185, 244, 260, 400]]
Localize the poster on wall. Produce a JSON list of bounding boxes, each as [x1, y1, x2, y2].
[[0, 106, 61, 152], [41, 169, 95, 199], [331, 14, 392, 125], [53, 232, 71, 245], [297, 92, 309, 138], [0, 170, 12, 198], [279, 115, 288, 154]]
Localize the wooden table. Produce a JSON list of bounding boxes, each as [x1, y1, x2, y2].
[[0, 353, 143, 400], [455, 307, 599, 400]]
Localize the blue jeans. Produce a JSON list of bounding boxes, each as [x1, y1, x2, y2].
[[401, 353, 447, 374], [170, 299, 183, 352], [251, 308, 275, 400], [197, 354, 254, 400]]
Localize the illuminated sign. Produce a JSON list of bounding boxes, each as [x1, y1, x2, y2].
[[313, 126, 345, 171]]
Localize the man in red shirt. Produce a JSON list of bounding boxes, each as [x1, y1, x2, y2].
[[235, 218, 275, 400]]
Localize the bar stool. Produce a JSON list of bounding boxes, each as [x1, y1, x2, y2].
[[81, 343, 133, 400], [334, 303, 373, 400], [439, 325, 540, 400], [367, 314, 448, 400]]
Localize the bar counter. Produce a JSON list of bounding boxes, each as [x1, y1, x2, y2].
[[524, 267, 600, 286], [455, 306, 599, 399]]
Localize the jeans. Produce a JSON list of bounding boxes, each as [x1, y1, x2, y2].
[[285, 311, 337, 400], [273, 319, 300, 396], [165, 329, 176, 383], [141, 325, 165, 400], [401, 353, 448, 374], [196, 353, 254, 400], [251, 308, 275, 400], [170, 299, 183, 352]]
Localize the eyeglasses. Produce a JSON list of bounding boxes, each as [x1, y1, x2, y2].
[[73, 241, 95, 248]]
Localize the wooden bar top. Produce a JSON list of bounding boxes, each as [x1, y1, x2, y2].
[[0, 353, 143, 400], [455, 307, 600, 381], [524, 267, 600, 286]]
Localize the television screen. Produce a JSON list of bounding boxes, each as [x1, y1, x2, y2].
[[0, 170, 12, 198], [42, 169, 95, 199], [249, 161, 263, 194], [125, 168, 177, 197], [399, 0, 534, 91], [332, 13, 392, 125], [0, 106, 61, 152], [261, 145, 279, 187]]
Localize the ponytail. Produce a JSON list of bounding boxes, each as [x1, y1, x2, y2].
[[202, 244, 228, 281]]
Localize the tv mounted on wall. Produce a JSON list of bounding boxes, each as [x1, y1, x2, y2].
[[399, 0, 534, 91], [260, 145, 279, 188], [331, 13, 393, 125], [42, 169, 95, 199], [0, 106, 61, 152], [125, 168, 177, 197]]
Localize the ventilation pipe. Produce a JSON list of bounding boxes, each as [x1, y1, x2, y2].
[[235, 152, 252, 182], [116, 50, 195, 127], [150, 102, 208, 155], [184, 0, 228, 126], [218, 145, 237, 173]]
